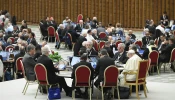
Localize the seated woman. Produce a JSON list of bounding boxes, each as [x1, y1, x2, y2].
[[142, 40, 157, 59]]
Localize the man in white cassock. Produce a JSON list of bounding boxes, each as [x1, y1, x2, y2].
[[119, 50, 142, 87]]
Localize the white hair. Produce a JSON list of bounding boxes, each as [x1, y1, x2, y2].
[[118, 43, 126, 49], [92, 29, 97, 33], [79, 20, 83, 23], [59, 24, 64, 28], [82, 41, 87, 46], [93, 17, 97, 20], [41, 46, 49, 55]]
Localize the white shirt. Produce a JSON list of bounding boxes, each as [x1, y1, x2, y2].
[[122, 54, 142, 81], [156, 25, 165, 34], [86, 34, 94, 41]]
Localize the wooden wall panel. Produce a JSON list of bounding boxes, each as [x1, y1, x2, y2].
[[0, 0, 174, 28]]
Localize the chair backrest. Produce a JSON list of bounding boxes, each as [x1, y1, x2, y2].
[[75, 65, 91, 87], [148, 50, 159, 65], [77, 14, 83, 23], [103, 65, 119, 86], [93, 41, 99, 52], [137, 60, 149, 81], [154, 38, 158, 46], [115, 40, 122, 48], [99, 32, 107, 38], [134, 40, 143, 48], [55, 31, 60, 42], [16, 57, 23, 73], [47, 26, 55, 37], [20, 60, 27, 80], [8, 37, 15, 44], [34, 63, 49, 85], [5, 45, 14, 51], [170, 48, 175, 62], [99, 41, 105, 50]]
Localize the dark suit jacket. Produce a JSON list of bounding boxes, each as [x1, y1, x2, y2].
[[142, 36, 151, 48], [160, 15, 169, 26], [68, 29, 80, 43], [95, 56, 114, 79], [39, 22, 48, 37], [123, 40, 132, 51], [37, 55, 59, 84], [142, 47, 158, 59], [72, 61, 94, 80], [128, 34, 136, 40], [33, 52, 42, 61], [22, 53, 36, 81], [73, 36, 87, 56], [113, 51, 128, 64], [49, 21, 57, 31], [74, 24, 85, 32], [87, 48, 98, 56], [160, 44, 175, 62], [30, 38, 38, 47], [103, 47, 114, 58]]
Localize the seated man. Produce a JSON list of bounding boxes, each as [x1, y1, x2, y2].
[[74, 20, 85, 32], [85, 41, 98, 56], [129, 44, 142, 59], [142, 40, 157, 59], [159, 38, 175, 71], [37, 46, 71, 96], [128, 30, 136, 40], [119, 50, 142, 87], [123, 36, 132, 51], [22, 44, 36, 81], [71, 53, 94, 98], [103, 41, 114, 58], [94, 49, 115, 97], [113, 43, 128, 64], [142, 32, 151, 48]]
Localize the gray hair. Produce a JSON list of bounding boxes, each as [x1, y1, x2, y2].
[[41, 46, 49, 55], [81, 32, 87, 37], [149, 40, 154, 45], [129, 44, 137, 52], [27, 44, 35, 52], [7, 38, 12, 44], [118, 43, 125, 49]]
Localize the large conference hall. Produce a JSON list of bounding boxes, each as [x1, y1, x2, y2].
[[0, 0, 175, 100]]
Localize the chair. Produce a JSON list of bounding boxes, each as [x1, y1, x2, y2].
[[162, 48, 175, 72], [15, 57, 23, 79], [47, 26, 56, 42], [124, 60, 149, 99], [99, 41, 105, 50], [134, 40, 143, 48], [115, 40, 122, 48], [73, 65, 92, 100], [67, 33, 75, 51], [93, 40, 99, 52], [20, 60, 36, 95], [5, 45, 15, 51], [98, 65, 120, 100], [34, 63, 58, 98], [148, 50, 159, 75], [77, 14, 83, 23], [154, 38, 159, 47], [99, 32, 107, 39], [8, 37, 15, 44]]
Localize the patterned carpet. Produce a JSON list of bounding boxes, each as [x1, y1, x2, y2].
[[29, 25, 175, 83]]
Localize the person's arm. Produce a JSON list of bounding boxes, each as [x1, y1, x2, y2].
[[49, 59, 59, 73]]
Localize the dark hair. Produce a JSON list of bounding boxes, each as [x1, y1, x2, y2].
[[130, 44, 137, 52], [80, 53, 88, 61], [100, 49, 108, 55], [35, 45, 41, 52], [30, 32, 35, 38], [87, 30, 91, 33]]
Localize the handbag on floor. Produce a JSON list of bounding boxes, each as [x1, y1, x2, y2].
[[48, 87, 61, 99], [114, 86, 130, 99]]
